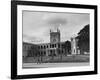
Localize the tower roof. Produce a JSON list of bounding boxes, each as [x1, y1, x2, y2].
[[50, 27, 60, 33]]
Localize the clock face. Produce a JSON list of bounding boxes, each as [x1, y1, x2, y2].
[[53, 39, 56, 42]]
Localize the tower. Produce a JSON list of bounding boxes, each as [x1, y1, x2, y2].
[[71, 37, 78, 55], [50, 28, 60, 43]]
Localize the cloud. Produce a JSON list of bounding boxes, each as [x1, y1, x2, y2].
[[23, 34, 44, 43], [23, 11, 89, 44], [46, 16, 67, 27]]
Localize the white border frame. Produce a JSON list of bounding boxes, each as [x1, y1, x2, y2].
[[17, 5, 94, 75]]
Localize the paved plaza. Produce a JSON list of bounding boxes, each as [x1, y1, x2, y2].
[[23, 62, 89, 68]]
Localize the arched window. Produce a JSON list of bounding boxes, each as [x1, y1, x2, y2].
[[38, 46, 40, 49], [44, 45, 46, 49], [58, 44, 60, 48], [62, 50, 63, 53], [50, 44, 52, 48], [41, 46, 43, 49], [44, 51, 46, 55], [55, 44, 56, 47], [47, 45, 48, 48], [31, 46, 33, 49], [52, 44, 54, 48]]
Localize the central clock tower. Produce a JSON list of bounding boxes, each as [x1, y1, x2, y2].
[[50, 28, 60, 43]]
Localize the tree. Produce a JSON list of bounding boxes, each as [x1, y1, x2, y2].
[[62, 41, 71, 55], [77, 24, 90, 54]]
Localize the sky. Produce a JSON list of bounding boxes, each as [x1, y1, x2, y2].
[[23, 11, 90, 44]]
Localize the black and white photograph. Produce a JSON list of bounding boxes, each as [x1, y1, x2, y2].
[[11, 1, 97, 79], [22, 11, 90, 68]]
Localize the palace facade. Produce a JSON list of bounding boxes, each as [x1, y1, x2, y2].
[[23, 28, 71, 58]]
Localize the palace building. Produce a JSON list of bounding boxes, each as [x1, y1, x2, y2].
[[23, 28, 76, 58]]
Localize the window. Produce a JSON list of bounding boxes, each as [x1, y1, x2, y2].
[[41, 46, 43, 49], [62, 50, 63, 53], [38, 46, 40, 49], [55, 44, 56, 47], [47, 45, 48, 48], [50, 44, 52, 48], [52, 44, 54, 48], [44, 45, 46, 49], [31, 46, 33, 49], [58, 44, 60, 48]]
